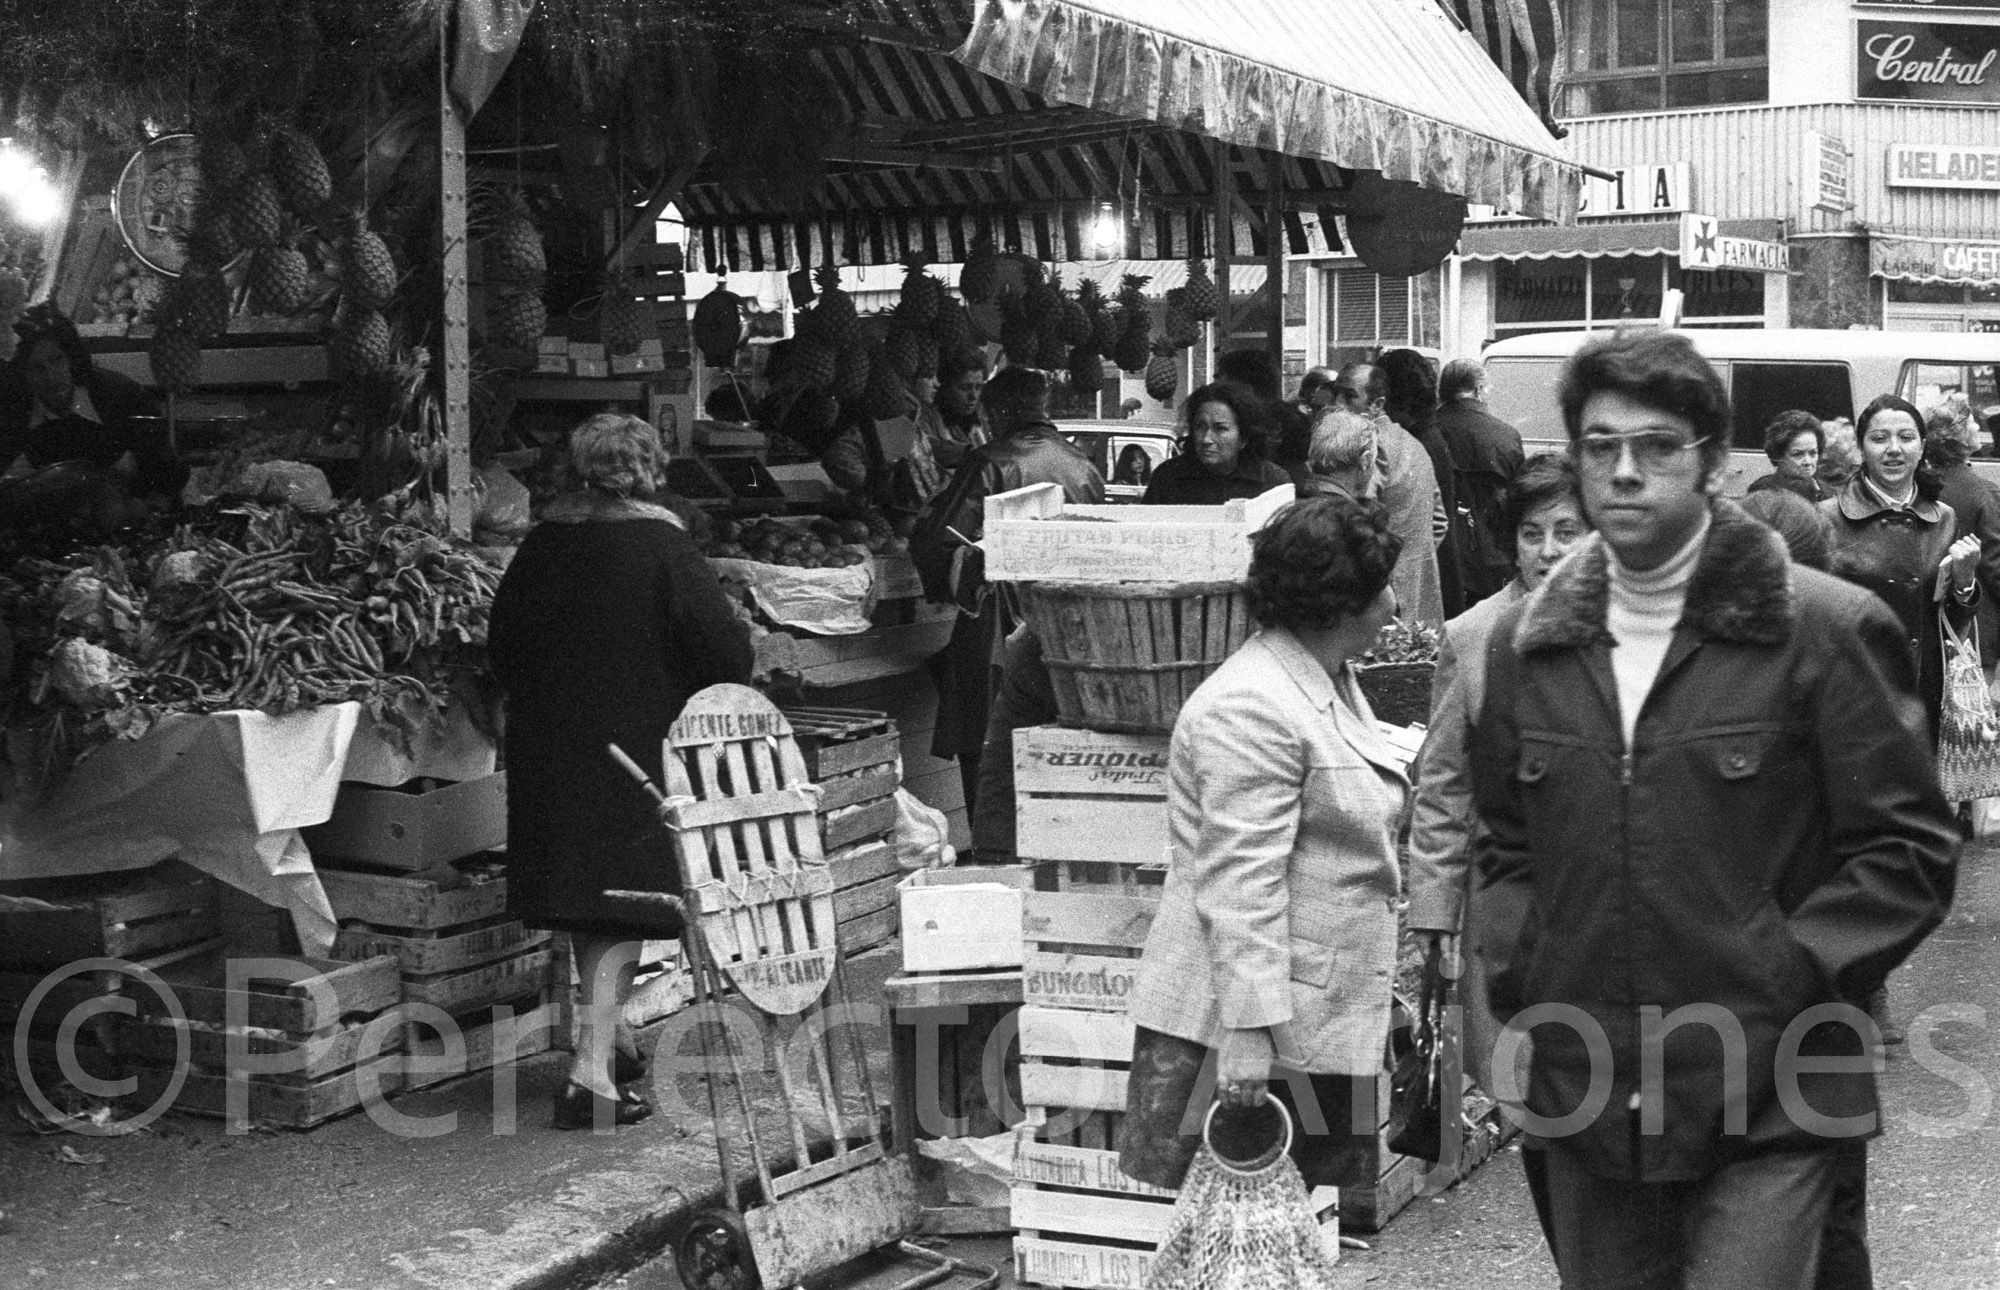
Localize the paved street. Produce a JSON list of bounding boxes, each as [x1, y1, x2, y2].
[[610, 839, 2000, 1290]]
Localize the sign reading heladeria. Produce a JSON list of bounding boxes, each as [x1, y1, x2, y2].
[[1858, 20, 2000, 104]]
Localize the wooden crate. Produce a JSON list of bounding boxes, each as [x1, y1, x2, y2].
[[401, 943, 556, 1015], [333, 914, 546, 976], [983, 482, 1292, 584], [1014, 726, 1169, 870], [316, 858, 510, 932], [400, 997, 560, 1091], [0, 863, 219, 968], [122, 950, 405, 1129], [782, 705, 901, 852]]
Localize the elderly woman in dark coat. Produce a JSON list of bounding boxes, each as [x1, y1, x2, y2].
[[489, 413, 752, 1129], [1142, 380, 1292, 505]]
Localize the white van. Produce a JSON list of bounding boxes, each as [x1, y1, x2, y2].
[[1481, 329, 2000, 492]]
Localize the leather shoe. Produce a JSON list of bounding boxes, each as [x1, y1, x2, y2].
[[552, 1081, 653, 1130]]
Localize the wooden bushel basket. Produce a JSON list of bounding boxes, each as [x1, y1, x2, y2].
[[1353, 662, 1436, 729], [1014, 581, 1249, 736]]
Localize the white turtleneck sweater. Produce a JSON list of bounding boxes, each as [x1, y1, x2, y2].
[[1605, 514, 1711, 749]]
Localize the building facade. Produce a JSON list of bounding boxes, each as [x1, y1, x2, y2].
[[1428, 0, 2000, 357]]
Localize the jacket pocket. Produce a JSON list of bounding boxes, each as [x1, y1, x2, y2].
[[1708, 734, 1771, 781], [1290, 937, 1335, 988], [1516, 738, 1556, 783]]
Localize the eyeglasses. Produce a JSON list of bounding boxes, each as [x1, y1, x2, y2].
[[1576, 431, 1710, 472]]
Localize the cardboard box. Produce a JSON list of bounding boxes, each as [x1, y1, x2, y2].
[[899, 865, 1034, 974], [610, 354, 666, 375], [982, 482, 1294, 583], [571, 359, 610, 378], [636, 338, 665, 357], [535, 352, 569, 374], [303, 773, 508, 872], [567, 341, 607, 363], [536, 336, 570, 355]]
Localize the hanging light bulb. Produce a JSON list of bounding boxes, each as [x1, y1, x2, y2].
[[13, 170, 60, 226], [1090, 201, 1120, 257]]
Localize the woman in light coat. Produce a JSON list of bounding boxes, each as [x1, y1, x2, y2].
[[1120, 493, 1407, 1188]]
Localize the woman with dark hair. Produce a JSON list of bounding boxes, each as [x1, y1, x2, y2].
[[0, 302, 183, 508], [1113, 443, 1153, 486], [1821, 394, 1980, 736], [1747, 409, 1829, 503], [1923, 401, 2000, 673], [1120, 493, 1407, 1193], [1141, 380, 1292, 504], [489, 413, 752, 1129]]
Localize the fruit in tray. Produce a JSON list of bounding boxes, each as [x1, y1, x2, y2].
[[701, 512, 905, 567]]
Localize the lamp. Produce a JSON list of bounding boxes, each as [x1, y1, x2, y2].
[[0, 139, 59, 226], [1090, 201, 1120, 257]]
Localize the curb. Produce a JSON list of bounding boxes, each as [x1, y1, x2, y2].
[[495, 1183, 704, 1290]]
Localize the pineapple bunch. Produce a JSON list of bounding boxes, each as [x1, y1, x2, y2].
[[481, 190, 547, 355], [789, 263, 856, 397], [1111, 273, 1153, 373], [958, 235, 999, 304], [1066, 278, 1110, 403], [597, 270, 649, 355]]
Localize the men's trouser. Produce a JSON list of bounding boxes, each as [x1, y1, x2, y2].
[[1543, 1146, 1837, 1290]]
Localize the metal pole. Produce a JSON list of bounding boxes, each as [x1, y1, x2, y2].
[[439, 20, 475, 538], [1211, 138, 1232, 341], [1266, 152, 1285, 387]]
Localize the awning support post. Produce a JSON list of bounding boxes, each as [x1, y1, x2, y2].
[[1266, 151, 1285, 390], [1211, 138, 1233, 342], [439, 22, 474, 539]]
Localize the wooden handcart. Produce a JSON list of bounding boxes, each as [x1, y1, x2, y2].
[[606, 684, 980, 1290]]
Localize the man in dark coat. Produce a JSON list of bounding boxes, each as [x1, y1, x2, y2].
[[1469, 330, 1957, 1287], [912, 366, 1104, 822], [1434, 357, 1525, 604]]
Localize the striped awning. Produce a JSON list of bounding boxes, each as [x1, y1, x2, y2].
[[1458, 219, 1785, 263], [684, 0, 1579, 273], [1435, 0, 1567, 133]]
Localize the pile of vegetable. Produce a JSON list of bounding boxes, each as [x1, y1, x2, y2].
[[0, 500, 500, 789], [700, 511, 905, 568]]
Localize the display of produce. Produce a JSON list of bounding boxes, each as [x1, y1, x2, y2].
[[701, 511, 902, 567], [0, 498, 500, 784], [1112, 272, 1152, 373], [339, 209, 398, 312]]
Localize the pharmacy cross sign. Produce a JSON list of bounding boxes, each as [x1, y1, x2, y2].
[[1678, 212, 1791, 273]]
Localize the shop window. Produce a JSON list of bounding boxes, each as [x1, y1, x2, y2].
[[1495, 259, 1590, 329], [1564, 0, 1769, 116], [1888, 279, 1968, 306], [1591, 255, 1664, 323], [1729, 362, 1852, 450]]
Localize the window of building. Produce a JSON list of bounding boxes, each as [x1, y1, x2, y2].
[[1493, 254, 1765, 335], [1326, 267, 1413, 348], [1729, 362, 1852, 449], [1563, 0, 1768, 116]]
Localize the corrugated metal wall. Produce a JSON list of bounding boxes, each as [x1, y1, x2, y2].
[[1563, 103, 2000, 238]]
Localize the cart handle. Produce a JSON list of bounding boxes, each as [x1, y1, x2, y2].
[[602, 889, 688, 920], [607, 742, 667, 804]]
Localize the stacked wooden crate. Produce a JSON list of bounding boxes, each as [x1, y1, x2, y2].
[[0, 861, 224, 1084], [319, 859, 559, 1090], [781, 705, 902, 956], [123, 948, 405, 1130]]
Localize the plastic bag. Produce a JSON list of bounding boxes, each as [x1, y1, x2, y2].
[[890, 787, 954, 870], [914, 1132, 1014, 1208], [474, 462, 532, 542], [236, 460, 334, 513]]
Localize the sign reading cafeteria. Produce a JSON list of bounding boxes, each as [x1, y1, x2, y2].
[[1858, 20, 2000, 104], [1888, 143, 2000, 189], [1679, 214, 1789, 273]]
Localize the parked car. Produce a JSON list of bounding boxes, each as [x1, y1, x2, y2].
[[1482, 328, 2000, 491], [1058, 419, 1181, 502]]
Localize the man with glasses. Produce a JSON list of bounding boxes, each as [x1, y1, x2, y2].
[[1467, 330, 1957, 1288]]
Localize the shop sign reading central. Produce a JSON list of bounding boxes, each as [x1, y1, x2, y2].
[[1888, 143, 2000, 188], [1679, 214, 1790, 274], [1858, 20, 2000, 104]]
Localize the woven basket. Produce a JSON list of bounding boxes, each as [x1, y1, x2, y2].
[[1014, 580, 1250, 735], [1354, 661, 1436, 728]]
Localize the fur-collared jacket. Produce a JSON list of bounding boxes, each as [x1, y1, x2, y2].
[[1469, 499, 1957, 1181]]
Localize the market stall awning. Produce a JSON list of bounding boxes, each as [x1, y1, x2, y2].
[[954, 0, 1581, 223], [1458, 219, 1785, 263], [1871, 234, 2000, 288]]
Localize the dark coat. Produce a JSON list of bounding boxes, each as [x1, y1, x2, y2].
[[1820, 479, 1973, 733], [1747, 471, 1829, 504], [488, 501, 752, 935], [1435, 398, 1524, 604], [1470, 500, 1957, 1181], [1406, 411, 1469, 618], [912, 424, 1105, 761], [0, 366, 182, 498], [1932, 461, 2000, 668], [1140, 453, 1290, 505]]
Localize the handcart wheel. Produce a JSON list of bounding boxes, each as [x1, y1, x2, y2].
[[675, 1207, 761, 1290]]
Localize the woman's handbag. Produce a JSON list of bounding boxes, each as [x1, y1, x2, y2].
[[1144, 1098, 1343, 1290], [1384, 971, 1447, 1163], [1938, 616, 2000, 802]]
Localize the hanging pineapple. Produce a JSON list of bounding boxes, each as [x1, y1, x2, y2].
[[930, 297, 972, 352], [1068, 345, 1104, 401], [268, 122, 333, 218], [802, 263, 856, 349], [249, 245, 314, 316], [488, 289, 546, 352], [165, 266, 232, 343], [863, 349, 911, 419], [692, 279, 745, 368], [331, 305, 392, 380], [148, 327, 202, 394], [485, 192, 546, 286], [788, 339, 838, 391], [958, 235, 999, 304], [1144, 339, 1179, 403], [883, 318, 923, 381], [1058, 283, 1091, 347], [1182, 257, 1220, 322], [1112, 274, 1153, 373], [1081, 279, 1119, 354], [999, 296, 1039, 367], [340, 209, 398, 313], [1162, 287, 1200, 349], [898, 251, 944, 326], [232, 173, 285, 250], [915, 335, 939, 385], [598, 272, 649, 354], [1034, 322, 1067, 371], [833, 342, 871, 404], [1021, 271, 1058, 328]]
